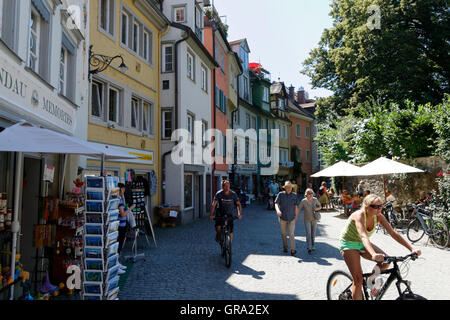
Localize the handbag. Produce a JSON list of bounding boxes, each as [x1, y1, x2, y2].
[[313, 211, 321, 221]]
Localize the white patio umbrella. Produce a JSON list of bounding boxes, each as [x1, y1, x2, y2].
[[311, 161, 364, 194], [359, 156, 424, 200], [0, 122, 138, 299], [311, 161, 364, 177]]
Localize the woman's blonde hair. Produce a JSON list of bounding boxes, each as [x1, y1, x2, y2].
[[305, 188, 315, 196], [362, 194, 382, 209]]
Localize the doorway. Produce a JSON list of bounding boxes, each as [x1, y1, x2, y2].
[[20, 157, 42, 275]]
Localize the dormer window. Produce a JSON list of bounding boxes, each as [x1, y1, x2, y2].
[[174, 6, 186, 23]]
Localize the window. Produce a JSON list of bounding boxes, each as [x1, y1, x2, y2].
[[263, 87, 269, 102], [306, 150, 311, 163], [133, 21, 140, 53], [280, 149, 288, 163], [184, 173, 193, 209], [174, 7, 186, 23], [245, 113, 251, 129], [201, 122, 207, 147], [296, 124, 301, 137], [131, 98, 139, 129], [91, 81, 104, 118], [306, 126, 310, 138], [201, 65, 207, 92], [162, 44, 173, 72], [162, 110, 173, 139], [59, 48, 67, 95], [187, 52, 194, 80], [278, 98, 283, 108], [296, 149, 301, 162], [162, 80, 170, 90], [143, 30, 150, 61], [1, 0, 17, 50], [121, 11, 129, 46], [195, 6, 202, 28], [142, 102, 153, 135], [29, 7, 41, 72], [99, 0, 115, 36], [243, 75, 249, 99], [251, 116, 257, 130], [108, 87, 119, 123], [233, 109, 240, 125], [187, 113, 194, 141]]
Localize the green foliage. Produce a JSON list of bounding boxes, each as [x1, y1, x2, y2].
[[302, 0, 449, 115], [433, 94, 450, 163]]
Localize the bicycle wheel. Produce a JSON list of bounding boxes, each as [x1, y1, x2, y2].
[[326, 270, 353, 300], [397, 293, 427, 300], [224, 234, 232, 268], [429, 219, 449, 249], [406, 219, 425, 243]]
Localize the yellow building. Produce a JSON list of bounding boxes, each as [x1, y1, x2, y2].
[[88, 0, 169, 212]]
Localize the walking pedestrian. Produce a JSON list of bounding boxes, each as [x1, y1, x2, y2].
[[117, 183, 136, 274], [275, 181, 300, 256], [298, 188, 322, 254]]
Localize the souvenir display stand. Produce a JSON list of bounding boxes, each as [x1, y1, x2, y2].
[[82, 176, 121, 300], [122, 181, 153, 262]]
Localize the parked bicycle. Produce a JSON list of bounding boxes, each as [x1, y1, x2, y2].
[[214, 216, 238, 268], [406, 204, 449, 249], [326, 253, 426, 300], [376, 201, 403, 234]]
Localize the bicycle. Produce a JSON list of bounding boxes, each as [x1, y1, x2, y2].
[[214, 216, 238, 268], [406, 204, 449, 249], [326, 253, 426, 300], [376, 201, 403, 234]]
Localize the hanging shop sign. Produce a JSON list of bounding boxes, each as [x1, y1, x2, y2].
[[0, 54, 76, 134]]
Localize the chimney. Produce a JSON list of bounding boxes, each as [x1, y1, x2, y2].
[[288, 85, 295, 102], [297, 86, 306, 104]]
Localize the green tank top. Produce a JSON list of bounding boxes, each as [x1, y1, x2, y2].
[[341, 210, 377, 243]]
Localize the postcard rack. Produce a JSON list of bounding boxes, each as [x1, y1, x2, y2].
[[82, 176, 121, 300]]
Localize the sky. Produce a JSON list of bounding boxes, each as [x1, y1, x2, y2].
[[211, 0, 335, 99]]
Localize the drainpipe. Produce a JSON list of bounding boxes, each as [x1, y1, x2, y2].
[[161, 32, 189, 204], [212, 25, 217, 195], [231, 66, 243, 187]]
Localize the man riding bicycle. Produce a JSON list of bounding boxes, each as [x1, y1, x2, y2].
[[210, 180, 242, 243]]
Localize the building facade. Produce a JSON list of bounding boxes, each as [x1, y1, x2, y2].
[[270, 82, 292, 182], [0, 0, 89, 289], [203, 11, 231, 195], [160, 0, 218, 224], [230, 38, 259, 198], [286, 85, 314, 191], [88, 0, 169, 215]]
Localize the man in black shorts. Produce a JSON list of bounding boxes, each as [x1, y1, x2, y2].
[[210, 180, 242, 242]]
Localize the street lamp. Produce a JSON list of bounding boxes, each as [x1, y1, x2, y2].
[[88, 45, 128, 81]]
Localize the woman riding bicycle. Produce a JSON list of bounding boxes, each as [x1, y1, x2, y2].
[[339, 194, 421, 300]]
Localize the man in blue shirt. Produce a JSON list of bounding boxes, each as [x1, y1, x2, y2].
[[275, 181, 300, 255]]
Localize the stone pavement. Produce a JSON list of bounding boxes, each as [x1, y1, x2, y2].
[[119, 203, 450, 300]]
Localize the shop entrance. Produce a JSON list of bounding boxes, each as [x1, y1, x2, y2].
[[20, 157, 42, 275]]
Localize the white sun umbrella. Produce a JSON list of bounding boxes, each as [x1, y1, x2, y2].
[[311, 161, 364, 177], [311, 161, 364, 198], [0, 122, 138, 299], [359, 156, 424, 200]]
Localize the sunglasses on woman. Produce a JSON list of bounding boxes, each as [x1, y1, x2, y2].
[[369, 204, 383, 209]]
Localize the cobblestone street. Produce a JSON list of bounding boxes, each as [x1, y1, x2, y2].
[[119, 203, 450, 300]]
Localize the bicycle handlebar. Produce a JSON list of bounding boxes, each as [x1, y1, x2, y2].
[[383, 253, 418, 263]]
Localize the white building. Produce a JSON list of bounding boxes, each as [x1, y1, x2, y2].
[[160, 0, 217, 224], [0, 0, 89, 284]]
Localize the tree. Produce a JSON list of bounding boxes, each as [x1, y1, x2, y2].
[[302, 0, 449, 117]]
